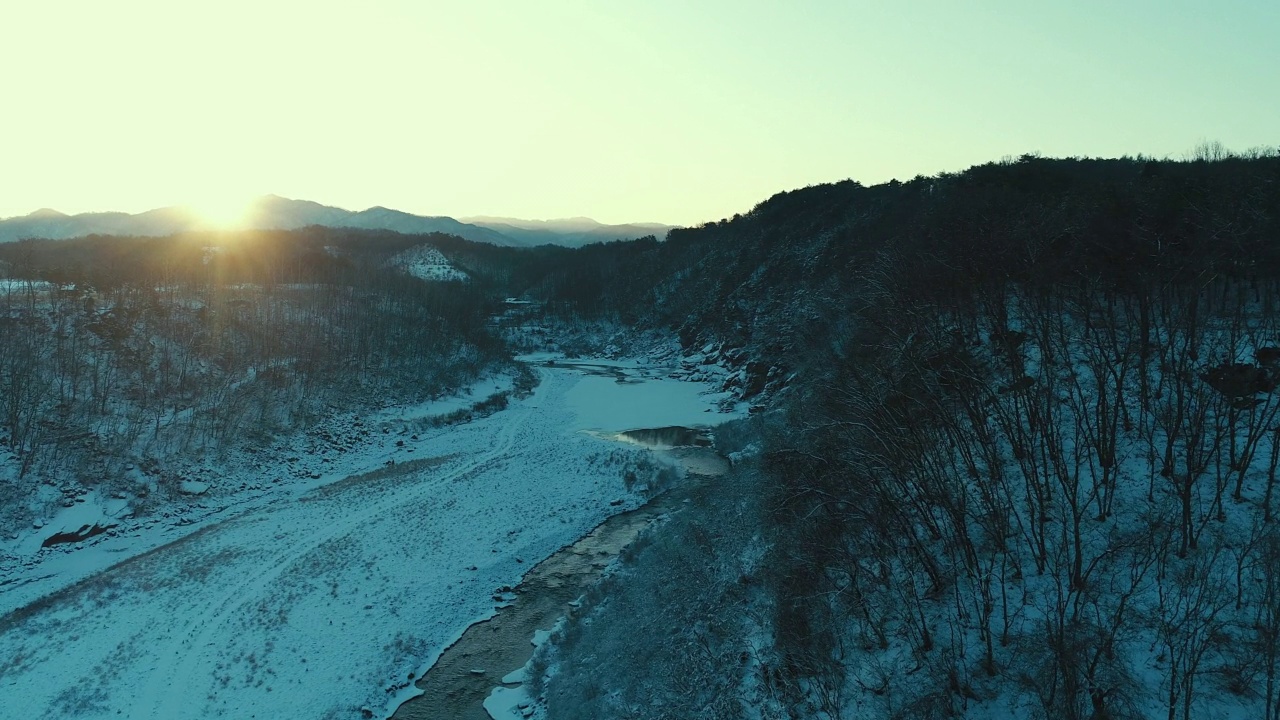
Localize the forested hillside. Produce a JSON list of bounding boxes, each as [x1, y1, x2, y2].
[[467, 151, 1280, 719], [0, 229, 505, 532]]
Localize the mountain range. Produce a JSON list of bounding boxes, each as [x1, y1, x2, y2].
[[459, 216, 675, 248], [0, 196, 675, 248]]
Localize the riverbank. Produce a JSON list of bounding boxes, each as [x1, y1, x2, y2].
[[390, 480, 710, 720]]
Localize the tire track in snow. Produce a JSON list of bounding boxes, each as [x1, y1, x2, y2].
[[131, 377, 545, 719]]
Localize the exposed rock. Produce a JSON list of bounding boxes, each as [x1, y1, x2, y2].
[[41, 522, 116, 548]]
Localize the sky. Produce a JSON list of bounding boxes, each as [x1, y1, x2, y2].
[[2, 0, 1277, 226]]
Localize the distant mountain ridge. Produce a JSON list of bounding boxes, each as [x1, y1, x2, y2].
[[0, 196, 673, 247], [242, 196, 518, 246], [461, 215, 675, 247]]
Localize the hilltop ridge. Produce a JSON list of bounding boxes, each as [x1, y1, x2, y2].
[[0, 196, 671, 248]]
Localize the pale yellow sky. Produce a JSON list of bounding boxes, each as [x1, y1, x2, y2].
[[3, 0, 1276, 225]]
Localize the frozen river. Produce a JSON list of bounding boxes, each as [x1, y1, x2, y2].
[[0, 362, 739, 719]]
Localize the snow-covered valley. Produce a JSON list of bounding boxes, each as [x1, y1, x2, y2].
[[0, 360, 740, 720]]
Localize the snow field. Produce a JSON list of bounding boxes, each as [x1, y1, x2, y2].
[[0, 373, 519, 617]]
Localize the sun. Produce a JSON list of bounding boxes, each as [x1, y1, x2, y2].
[[189, 192, 254, 230]]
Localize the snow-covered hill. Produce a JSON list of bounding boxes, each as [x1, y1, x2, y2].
[[387, 245, 469, 282]]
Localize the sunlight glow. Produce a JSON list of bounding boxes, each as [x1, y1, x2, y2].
[[189, 193, 253, 230]]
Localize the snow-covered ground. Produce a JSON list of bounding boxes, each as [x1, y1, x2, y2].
[[0, 362, 738, 720], [0, 373, 522, 616]]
